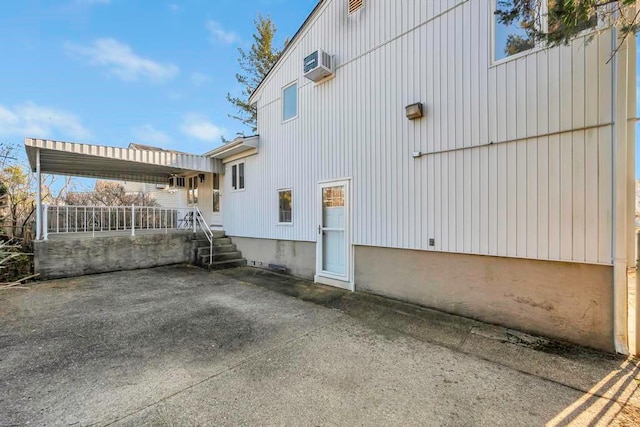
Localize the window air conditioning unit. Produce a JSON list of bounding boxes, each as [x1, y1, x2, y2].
[[303, 49, 334, 82], [168, 176, 185, 188]]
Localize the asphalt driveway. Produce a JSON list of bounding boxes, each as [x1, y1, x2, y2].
[[1, 265, 639, 426]]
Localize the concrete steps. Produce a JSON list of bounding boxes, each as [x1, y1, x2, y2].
[[207, 258, 248, 270], [193, 231, 246, 271], [212, 237, 232, 246], [196, 244, 237, 258]]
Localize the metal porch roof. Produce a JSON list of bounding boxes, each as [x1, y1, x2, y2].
[[24, 138, 223, 184]]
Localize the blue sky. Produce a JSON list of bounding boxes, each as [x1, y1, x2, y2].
[[1, 1, 639, 178], [0, 0, 317, 156]]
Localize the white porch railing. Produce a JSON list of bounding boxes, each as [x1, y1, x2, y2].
[[41, 205, 208, 239], [194, 207, 214, 265]]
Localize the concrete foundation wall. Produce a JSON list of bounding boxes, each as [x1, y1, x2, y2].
[[355, 246, 614, 352], [35, 233, 196, 280], [231, 236, 316, 280]]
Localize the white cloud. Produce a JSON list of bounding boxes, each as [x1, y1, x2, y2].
[[0, 102, 91, 140], [180, 114, 225, 142], [190, 72, 210, 86], [66, 38, 179, 83], [206, 20, 240, 44], [132, 124, 171, 145]]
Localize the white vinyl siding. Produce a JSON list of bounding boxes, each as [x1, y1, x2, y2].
[[224, 0, 623, 266]]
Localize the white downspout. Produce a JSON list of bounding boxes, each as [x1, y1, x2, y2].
[[35, 148, 42, 241], [626, 26, 638, 355], [612, 25, 633, 355]]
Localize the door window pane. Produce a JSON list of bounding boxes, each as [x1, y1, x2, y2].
[[323, 230, 345, 274], [193, 176, 198, 204], [322, 186, 344, 207], [322, 186, 345, 228], [321, 185, 345, 274], [187, 176, 198, 205], [212, 173, 220, 212]]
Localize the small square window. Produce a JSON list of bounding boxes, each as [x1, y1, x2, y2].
[[231, 161, 245, 191], [283, 83, 297, 122], [278, 189, 292, 224]]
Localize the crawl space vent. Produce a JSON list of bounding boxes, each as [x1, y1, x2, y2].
[[348, 0, 363, 15]]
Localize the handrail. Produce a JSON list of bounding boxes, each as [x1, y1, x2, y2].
[[193, 207, 214, 264], [41, 205, 199, 238]]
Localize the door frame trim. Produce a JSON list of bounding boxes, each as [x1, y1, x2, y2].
[[314, 177, 354, 291]]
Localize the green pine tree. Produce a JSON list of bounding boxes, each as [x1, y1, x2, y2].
[[496, 0, 638, 54], [227, 14, 287, 133]]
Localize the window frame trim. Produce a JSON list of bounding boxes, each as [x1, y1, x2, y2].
[[282, 80, 299, 123], [277, 188, 294, 226], [230, 160, 246, 192], [491, 0, 544, 65], [490, 0, 603, 66]]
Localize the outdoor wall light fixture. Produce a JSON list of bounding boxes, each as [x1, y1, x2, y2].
[[405, 102, 424, 120], [199, 174, 206, 183]]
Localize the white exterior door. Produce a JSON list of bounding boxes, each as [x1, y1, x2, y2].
[[315, 179, 353, 290]]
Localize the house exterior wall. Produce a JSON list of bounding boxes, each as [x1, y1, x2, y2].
[[355, 245, 614, 351], [232, 236, 316, 279], [219, 0, 636, 351], [225, 0, 628, 267]]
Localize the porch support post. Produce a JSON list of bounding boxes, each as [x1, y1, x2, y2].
[[35, 148, 42, 240], [42, 205, 48, 240]]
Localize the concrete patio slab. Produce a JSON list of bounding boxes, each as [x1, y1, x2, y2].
[[0, 265, 639, 426]]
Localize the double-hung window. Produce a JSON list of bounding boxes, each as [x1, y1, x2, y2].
[[231, 161, 245, 191]]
